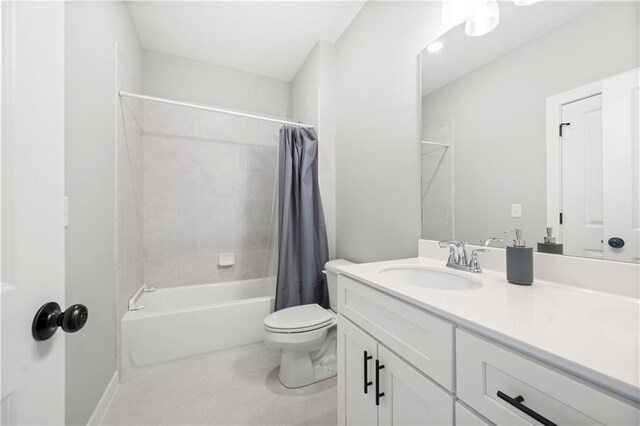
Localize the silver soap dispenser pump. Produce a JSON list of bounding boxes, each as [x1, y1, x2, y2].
[[504, 228, 533, 285], [537, 227, 564, 255]]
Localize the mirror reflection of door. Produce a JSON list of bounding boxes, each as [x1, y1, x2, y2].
[[550, 68, 639, 263], [602, 69, 640, 263], [559, 94, 604, 259]]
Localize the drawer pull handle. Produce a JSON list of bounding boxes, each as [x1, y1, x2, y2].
[[497, 391, 558, 426], [363, 351, 373, 394], [375, 359, 385, 406]]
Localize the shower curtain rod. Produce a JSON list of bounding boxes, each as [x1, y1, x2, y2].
[[119, 91, 315, 129]]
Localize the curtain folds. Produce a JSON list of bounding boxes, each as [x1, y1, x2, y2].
[[275, 125, 329, 311]]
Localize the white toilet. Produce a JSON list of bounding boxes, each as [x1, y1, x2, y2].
[[263, 259, 352, 388]]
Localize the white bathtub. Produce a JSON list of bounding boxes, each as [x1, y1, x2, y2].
[[121, 277, 275, 376]]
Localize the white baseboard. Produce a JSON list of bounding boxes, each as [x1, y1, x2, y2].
[[87, 371, 119, 426]]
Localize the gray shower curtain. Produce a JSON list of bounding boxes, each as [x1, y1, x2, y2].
[[275, 125, 329, 311]]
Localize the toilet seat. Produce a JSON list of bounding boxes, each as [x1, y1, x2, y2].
[[264, 304, 335, 334]]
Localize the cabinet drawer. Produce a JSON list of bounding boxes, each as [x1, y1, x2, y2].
[[338, 275, 455, 391], [457, 329, 640, 425]]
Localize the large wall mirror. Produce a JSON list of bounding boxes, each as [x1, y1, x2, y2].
[[420, 1, 639, 263]]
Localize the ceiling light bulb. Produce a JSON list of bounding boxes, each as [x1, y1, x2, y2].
[[465, 0, 500, 37], [427, 41, 444, 53], [513, 0, 540, 5], [441, 0, 474, 28]]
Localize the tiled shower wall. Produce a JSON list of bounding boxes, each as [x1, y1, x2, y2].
[[142, 101, 280, 287], [421, 123, 453, 241], [117, 98, 144, 318]]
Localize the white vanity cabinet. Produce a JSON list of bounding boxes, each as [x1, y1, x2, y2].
[[337, 275, 455, 425], [337, 315, 454, 425], [456, 329, 640, 426], [337, 274, 640, 426]]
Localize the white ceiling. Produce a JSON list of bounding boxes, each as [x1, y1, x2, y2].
[[126, 1, 366, 82], [421, 1, 600, 96]]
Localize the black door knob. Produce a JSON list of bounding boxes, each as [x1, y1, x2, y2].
[[32, 302, 88, 341], [607, 237, 625, 249]]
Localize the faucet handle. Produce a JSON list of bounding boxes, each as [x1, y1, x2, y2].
[[439, 240, 466, 265], [471, 248, 490, 256], [480, 237, 503, 247], [438, 240, 465, 248], [469, 249, 489, 273]]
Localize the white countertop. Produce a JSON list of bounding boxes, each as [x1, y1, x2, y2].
[[337, 257, 640, 403]]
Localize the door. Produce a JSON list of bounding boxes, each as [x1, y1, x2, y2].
[[1, 2, 66, 424], [377, 345, 454, 425], [560, 94, 604, 259], [338, 315, 378, 426], [602, 68, 640, 263]]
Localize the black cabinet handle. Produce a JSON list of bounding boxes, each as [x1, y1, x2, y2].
[[363, 351, 373, 394], [497, 391, 558, 426], [375, 359, 385, 406]]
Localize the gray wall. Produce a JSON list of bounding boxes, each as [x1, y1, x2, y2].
[[422, 2, 639, 247], [290, 41, 337, 260], [142, 50, 291, 118], [334, 2, 445, 262], [65, 2, 142, 424]]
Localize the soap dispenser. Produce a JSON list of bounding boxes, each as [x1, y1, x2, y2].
[[504, 228, 533, 285], [537, 227, 563, 255]]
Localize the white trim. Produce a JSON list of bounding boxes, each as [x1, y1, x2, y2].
[[86, 371, 119, 426], [545, 80, 603, 244]]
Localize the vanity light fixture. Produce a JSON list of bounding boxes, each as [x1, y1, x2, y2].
[[442, 0, 538, 37], [464, 0, 499, 37], [441, 0, 474, 28], [427, 41, 444, 53]]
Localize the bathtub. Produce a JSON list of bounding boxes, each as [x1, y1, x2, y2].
[[121, 277, 275, 376]]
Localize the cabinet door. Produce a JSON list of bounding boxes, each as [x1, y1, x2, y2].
[[455, 402, 493, 425], [378, 345, 454, 425], [338, 315, 378, 426]]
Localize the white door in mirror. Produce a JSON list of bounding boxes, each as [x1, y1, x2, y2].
[[602, 68, 640, 263], [559, 68, 640, 262], [560, 94, 604, 259]]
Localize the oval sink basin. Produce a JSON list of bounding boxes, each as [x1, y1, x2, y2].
[[378, 266, 482, 290]]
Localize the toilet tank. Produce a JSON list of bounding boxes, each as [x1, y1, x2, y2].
[[324, 259, 354, 312]]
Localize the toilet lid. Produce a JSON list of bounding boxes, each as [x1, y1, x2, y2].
[[264, 304, 334, 331]]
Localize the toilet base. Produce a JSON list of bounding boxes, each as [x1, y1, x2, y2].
[[278, 328, 337, 388]]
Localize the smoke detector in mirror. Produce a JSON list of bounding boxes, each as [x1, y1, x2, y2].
[[427, 41, 444, 53], [218, 253, 235, 267]]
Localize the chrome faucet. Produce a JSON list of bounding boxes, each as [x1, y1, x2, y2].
[[438, 240, 488, 273], [480, 237, 503, 247], [438, 240, 468, 267]]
